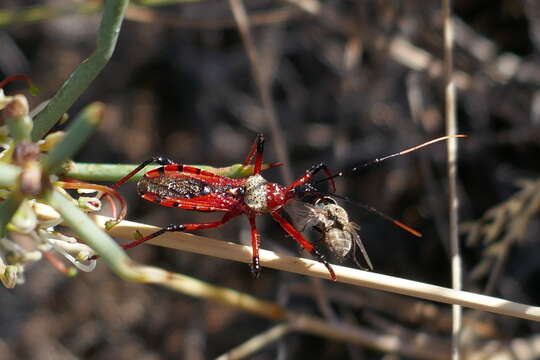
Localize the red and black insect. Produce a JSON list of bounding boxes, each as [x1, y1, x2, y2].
[[112, 133, 465, 281], [111, 134, 339, 280]]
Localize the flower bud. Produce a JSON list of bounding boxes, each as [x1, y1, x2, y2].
[[21, 250, 42, 262], [3, 95, 28, 119], [39, 131, 66, 152], [76, 250, 92, 262], [9, 200, 37, 234], [1, 265, 19, 288], [33, 202, 62, 224]]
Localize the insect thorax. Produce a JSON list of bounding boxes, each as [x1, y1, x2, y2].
[[244, 174, 269, 213], [323, 203, 350, 227]]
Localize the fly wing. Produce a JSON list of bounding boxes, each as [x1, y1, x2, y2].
[[284, 200, 321, 232], [351, 225, 374, 271]]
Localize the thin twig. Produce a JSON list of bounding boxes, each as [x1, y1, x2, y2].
[[0, 1, 299, 29], [215, 324, 292, 360], [126, 5, 300, 29], [443, 1, 462, 358], [0, 1, 101, 27], [93, 215, 540, 322], [229, 0, 293, 183], [292, 315, 448, 359]]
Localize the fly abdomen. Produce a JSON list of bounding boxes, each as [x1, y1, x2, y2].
[[324, 228, 353, 259]]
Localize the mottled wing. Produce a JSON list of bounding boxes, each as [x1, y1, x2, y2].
[[139, 167, 245, 212]]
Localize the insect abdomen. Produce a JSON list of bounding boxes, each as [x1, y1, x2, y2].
[[325, 228, 353, 258]]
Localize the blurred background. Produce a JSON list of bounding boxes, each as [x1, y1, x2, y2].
[[1, 0, 540, 358]]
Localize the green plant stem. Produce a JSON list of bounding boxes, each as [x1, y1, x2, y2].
[[41, 102, 104, 175], [6, 114, 32, 144], [0, 193, 22, 237], [0, 163, 21, 188], [30, 0, 128, 141], [62, 162, 277, 182], [63, 163, 160, 182]]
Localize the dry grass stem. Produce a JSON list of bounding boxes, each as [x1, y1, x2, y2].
[[290, 314, 448, 359], [468, 333, 540, 360], [129, 263, 448, 359], [229, 0, 293, 183], [215, 324, 291, 360], [464, 178, 540, 292], [442, 0, 462, 358], [125, 5, 300, 29], [93, 216, 540, 322]]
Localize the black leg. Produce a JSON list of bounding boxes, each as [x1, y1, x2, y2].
[[112, 156, 175, 190]]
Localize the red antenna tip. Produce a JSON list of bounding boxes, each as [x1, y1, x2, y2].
[[393, 220, 422, 237]]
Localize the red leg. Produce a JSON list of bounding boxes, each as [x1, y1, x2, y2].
[[271, 211, 337, 281], [248, 216, 262, 278], [120, 213, 237, 250], [242, 134, 264, 175], [286, 163, 337, 193]]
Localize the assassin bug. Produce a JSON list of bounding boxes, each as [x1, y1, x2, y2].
[[296, 196, 373, 271], [111, 133, 465, 281], [111, 134, 339, 280]]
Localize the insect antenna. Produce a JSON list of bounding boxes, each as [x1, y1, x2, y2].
[[308, 190, 422, 238], [314, 134, 467, 186]]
